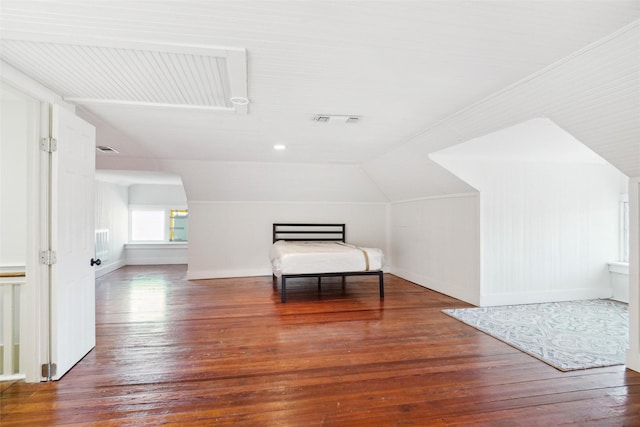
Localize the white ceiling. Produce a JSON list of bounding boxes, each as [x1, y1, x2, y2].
[[94, 169, 183, 186], [1, 0, 638, 174]]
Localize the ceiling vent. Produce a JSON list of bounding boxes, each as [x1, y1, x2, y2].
[[313, 114, 361, 123], [96, 145, 119, 153]]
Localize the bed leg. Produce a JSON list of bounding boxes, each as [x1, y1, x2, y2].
[[379, 272, 384, 298], [318, 276, 321, 291], [341, 275, 346, 289], [282, 277, 287, 303]]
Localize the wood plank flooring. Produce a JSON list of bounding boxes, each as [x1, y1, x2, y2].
[[2, 265, 639, 426]]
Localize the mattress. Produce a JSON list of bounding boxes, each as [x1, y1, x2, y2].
[[270, 240, 384, 277]]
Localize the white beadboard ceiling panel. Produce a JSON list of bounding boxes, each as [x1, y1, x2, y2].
[[0, 39, 248, 113], [1, 1, 639, 199], [442, 21, 640, 178]]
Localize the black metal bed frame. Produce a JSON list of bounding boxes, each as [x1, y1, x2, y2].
[[272, 223, 384, 303]]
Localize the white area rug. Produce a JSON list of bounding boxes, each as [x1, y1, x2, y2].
[[443, 299, 628, 371]]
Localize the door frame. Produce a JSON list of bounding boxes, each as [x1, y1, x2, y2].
[[1, 62, 68, 382]]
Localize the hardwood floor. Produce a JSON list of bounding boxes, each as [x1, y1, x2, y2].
[[2, 265, 639, 426]]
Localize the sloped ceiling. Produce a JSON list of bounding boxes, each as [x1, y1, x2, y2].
[[364, 21, 640, 201], [1, 1, 638, 201]]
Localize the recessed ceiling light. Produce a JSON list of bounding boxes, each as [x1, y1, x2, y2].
[[230, 96, 249, 105], [274, 144, 286, 150]]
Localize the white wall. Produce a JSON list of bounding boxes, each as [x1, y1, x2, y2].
[[389, 194, 481, 305], [94, 180, 129, 277], [430, 119, 625, 305], [187, 201, 387, 280], [477, 162, 622, 305], [0, 83, 36, 267], [165, 160, 388, 203], [128, 183, 187, 205]]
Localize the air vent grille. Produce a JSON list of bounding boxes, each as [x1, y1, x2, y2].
[[96, 145, 119, 153], [313, 114, 361, 123]]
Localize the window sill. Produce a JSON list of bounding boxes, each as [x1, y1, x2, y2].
[[608, 262, 629, 275], [125, 242, 188, 250]]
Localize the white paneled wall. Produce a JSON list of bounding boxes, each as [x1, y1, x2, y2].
[[389, 194, 480, 305], [94, 181, 129, 277], [187, 201, 387, 280], [477, 162, 623, 305], [430, 118, 626, 305]]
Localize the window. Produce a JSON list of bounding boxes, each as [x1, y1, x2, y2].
[[169, 209, 188, 242], [130, 207, 188, 242]]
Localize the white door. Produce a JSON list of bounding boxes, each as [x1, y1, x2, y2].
[[49, 105, 96, 380]]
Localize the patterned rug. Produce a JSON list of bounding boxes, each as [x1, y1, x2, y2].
[[443, 299, 628, 371]]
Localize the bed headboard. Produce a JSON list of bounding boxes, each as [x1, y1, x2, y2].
[[273, 223, 346, 243]]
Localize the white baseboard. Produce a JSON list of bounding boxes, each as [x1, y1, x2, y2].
[[390, 267, 480, 306], [95, 259, 126, 278], [479, 287, 613, 307], [127, 257, 188, 265]]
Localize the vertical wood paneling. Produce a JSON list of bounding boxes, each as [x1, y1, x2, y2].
[[390, 194, 481, 305], [94, 181, 129, 277], [429, 119, 626, 305]]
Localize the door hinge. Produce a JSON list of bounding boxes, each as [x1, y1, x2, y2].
[[40, 250, 57, 265], [41, 362, 57, 378], [40, 137, 57, 153]]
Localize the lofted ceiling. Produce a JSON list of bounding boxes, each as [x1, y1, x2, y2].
[[1, 0, 638, 175]]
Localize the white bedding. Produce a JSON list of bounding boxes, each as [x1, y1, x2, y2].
[[270, 240, 384, 277]]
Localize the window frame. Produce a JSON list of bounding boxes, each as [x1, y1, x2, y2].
[[620, 194, 629, 263], [129, 205, 188, 243]]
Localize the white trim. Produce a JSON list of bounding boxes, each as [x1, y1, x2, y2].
[[608, 262, 630, 275], [390, 192, 479, 205], [390, 268, 479, 306], [95, 260, 126, 279], [125, 242, 188, 249], [0, 265, 26, 273], [479, 289, 613, 307], [126, 258, 188, 266], [64, 98, 235, 112], [1, 35, 245, 58], [626, 177, 640, 373]]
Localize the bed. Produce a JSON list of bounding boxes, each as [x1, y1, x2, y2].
[[270, 223, 384, 303]]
